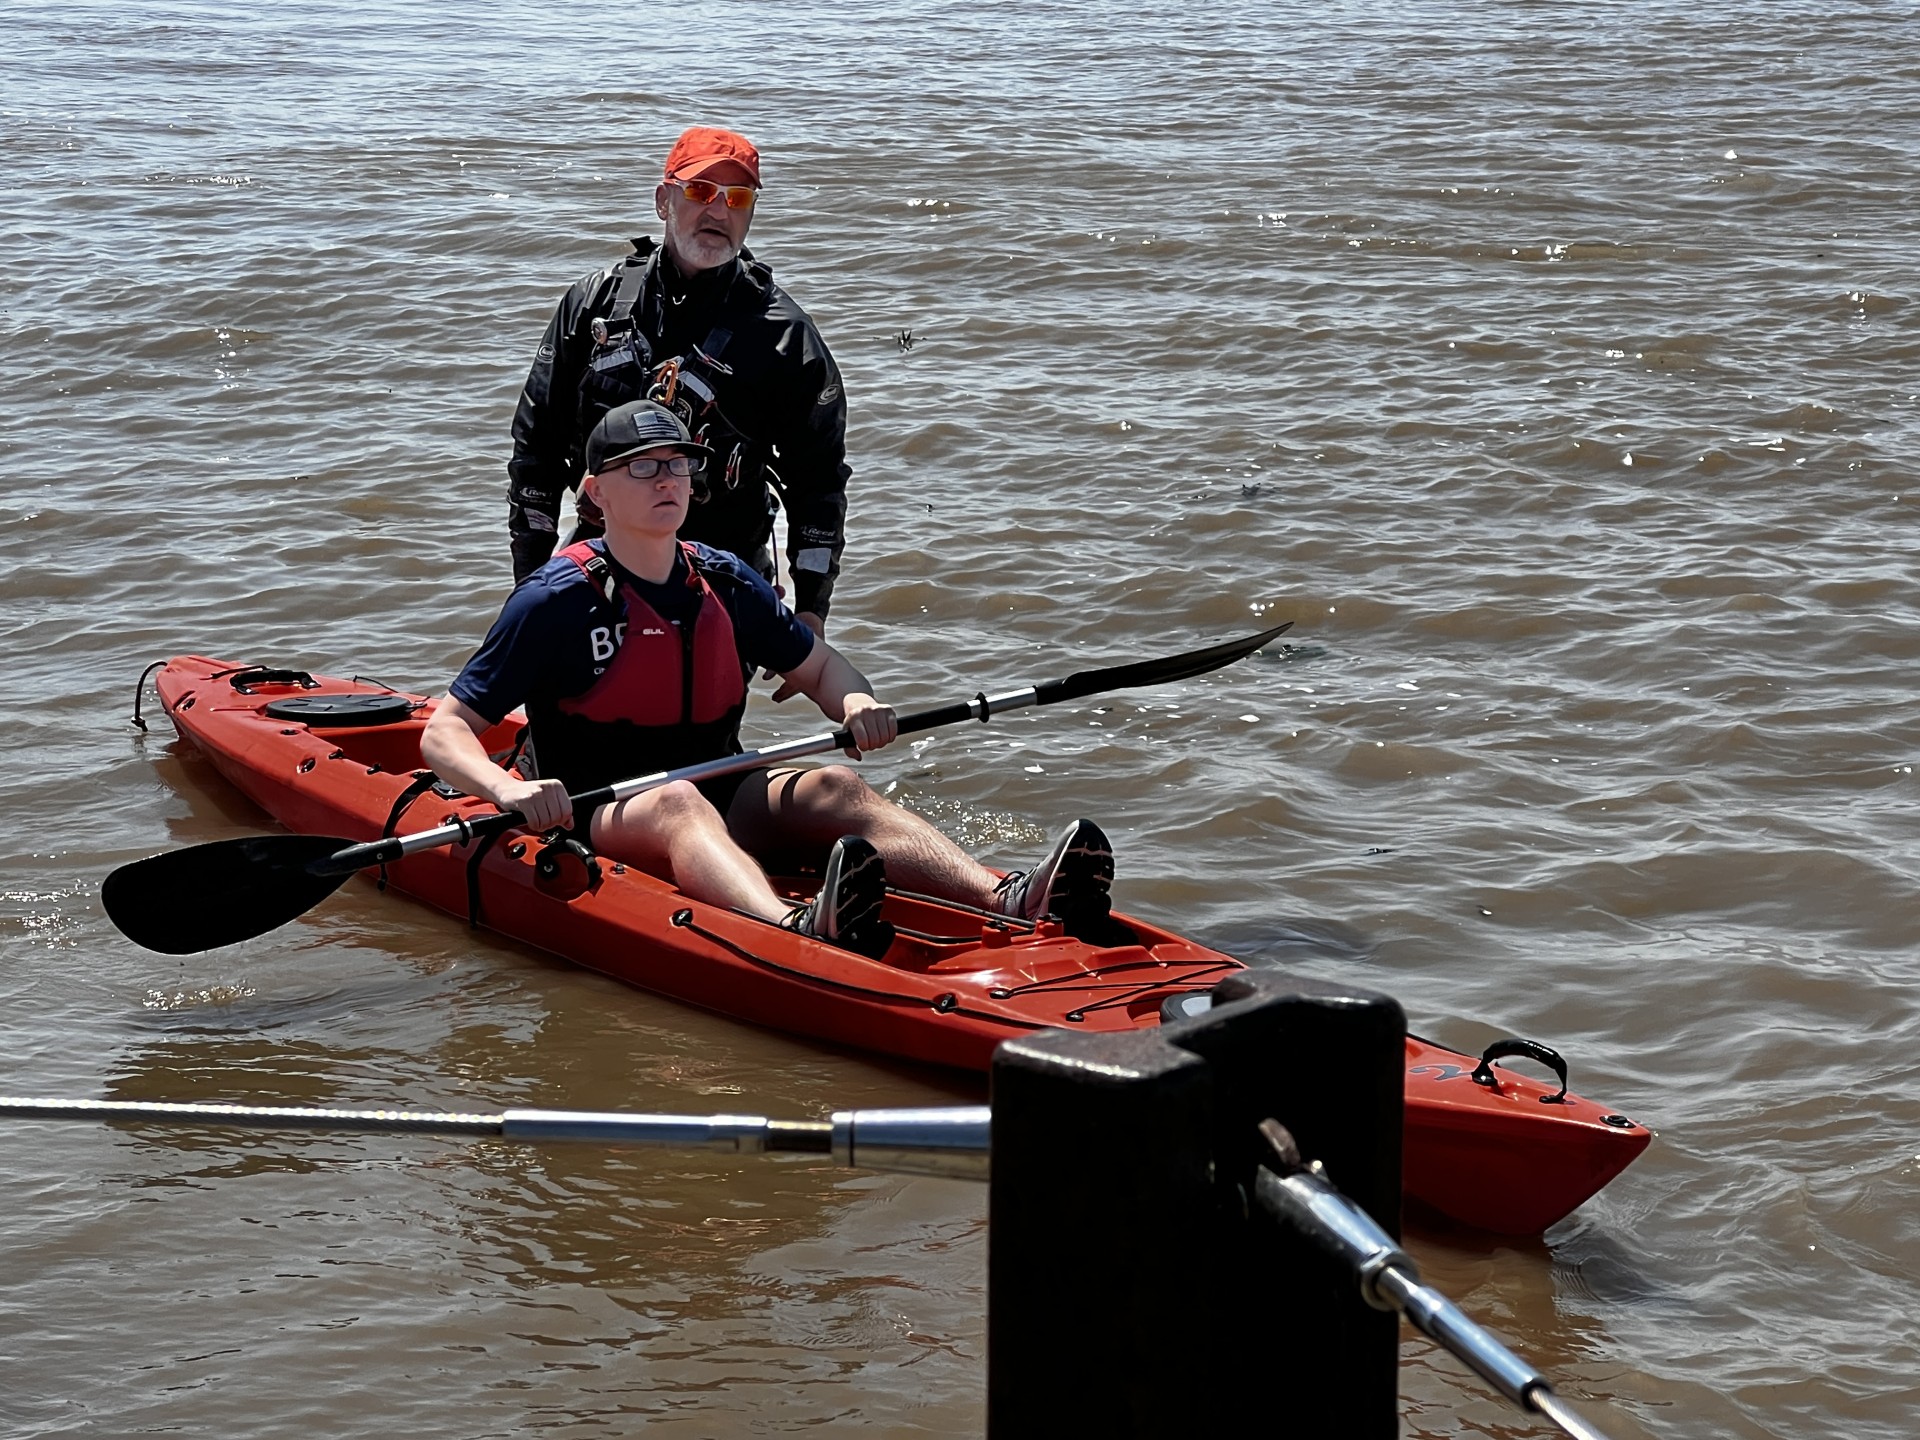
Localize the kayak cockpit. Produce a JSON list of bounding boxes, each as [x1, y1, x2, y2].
[[273, 700, 524, 782]]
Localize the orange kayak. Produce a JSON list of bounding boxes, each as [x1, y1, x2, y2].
[[139, 654, 1650, 1233]]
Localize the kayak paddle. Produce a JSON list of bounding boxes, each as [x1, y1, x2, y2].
[[102, 621, 1291, 955]]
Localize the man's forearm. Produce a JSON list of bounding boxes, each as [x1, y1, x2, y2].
[[785, 481, 847, 618], [508, 477, 564, 581], [507, 279, 598, 578], [421, 703, 514, 806], [801, 643, 877, 722]]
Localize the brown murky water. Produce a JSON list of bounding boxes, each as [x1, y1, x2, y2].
[[3, 2, 1917, 1435]]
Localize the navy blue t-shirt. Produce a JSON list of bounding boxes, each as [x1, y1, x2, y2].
[[451, 541, 816, 726]]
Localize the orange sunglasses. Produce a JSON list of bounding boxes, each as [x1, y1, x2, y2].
[[672, 179, 758, 210]]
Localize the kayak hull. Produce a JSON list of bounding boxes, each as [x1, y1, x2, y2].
[[143, 656, 1650, 1234]]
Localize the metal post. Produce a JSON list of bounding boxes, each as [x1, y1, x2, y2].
[[987, 968, 1405, 1437]]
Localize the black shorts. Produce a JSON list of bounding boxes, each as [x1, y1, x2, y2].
[[573, 766, 761, 840], [694, 767, 756, 819]]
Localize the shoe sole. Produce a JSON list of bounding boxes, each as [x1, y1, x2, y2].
[[1053, 820, 1115, 907], [814, 836, 890, 952]]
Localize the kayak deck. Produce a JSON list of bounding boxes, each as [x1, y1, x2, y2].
[[143, 655, 1650, 1234]]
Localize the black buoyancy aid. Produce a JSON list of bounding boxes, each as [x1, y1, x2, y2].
[[574, 241, 772, 515], [532, 541, 751, 795], [573, 249, 658, 446]]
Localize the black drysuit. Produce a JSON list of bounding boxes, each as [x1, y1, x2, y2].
[[506, 237, 850, 618]]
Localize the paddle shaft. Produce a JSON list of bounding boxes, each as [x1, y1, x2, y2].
[[311, 684, 1045, 877], [308, 620, 1291, 879], [0, 1096, 991, 1180]]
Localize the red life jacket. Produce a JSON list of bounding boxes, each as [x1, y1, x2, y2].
[[529, 540, 750, 795]]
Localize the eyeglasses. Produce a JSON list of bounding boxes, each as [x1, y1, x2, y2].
[[621, 454, 706, 479], [672, 178, 758, 211]]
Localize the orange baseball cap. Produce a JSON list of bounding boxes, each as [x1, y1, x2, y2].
[[663, 126, 761, 186]]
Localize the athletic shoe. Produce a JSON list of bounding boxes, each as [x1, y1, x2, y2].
[[994, 819, 1115, 937], [786, 835, 895, 959]]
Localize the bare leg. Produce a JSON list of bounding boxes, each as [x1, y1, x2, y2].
[[727, 766, 1002, 908], [590, 780, 790, 923]]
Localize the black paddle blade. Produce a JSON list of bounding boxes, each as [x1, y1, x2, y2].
[[101, 834, 361, 955], [1035, 621, 1293, 706]]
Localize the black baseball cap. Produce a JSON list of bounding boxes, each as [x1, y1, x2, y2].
[[584, 400, 713, 475]]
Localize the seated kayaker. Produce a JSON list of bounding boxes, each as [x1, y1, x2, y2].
[[422, 398, 1113, 958]]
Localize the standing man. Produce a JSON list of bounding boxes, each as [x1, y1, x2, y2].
[[506, 125, 849, 638], [431, 400, 1116, 958]]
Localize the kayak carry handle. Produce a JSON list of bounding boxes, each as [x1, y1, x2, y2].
[[224, 665, 320, 694], [1471, 1038, 1569, 1104]]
